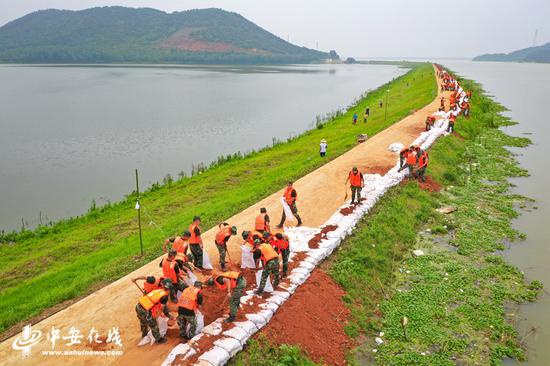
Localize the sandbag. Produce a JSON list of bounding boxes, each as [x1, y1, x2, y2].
[[233, 320, 259, 336], [198, 346, 230, 366], [388, 142, 404, 153], [214, 337, 243, 357], [187, 310, 204, 336], [202, 249, 213, 270], [280, 197, 296, 222], [139, 315, 169, 346], [240, 245, 256, 269], [223, 326, 249, 344]]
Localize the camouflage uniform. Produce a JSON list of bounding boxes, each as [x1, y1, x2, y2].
[[280, 248, 290, 276], [189, 244, 203, 268], [135, 303, 161, 341], [177, 313, 197, 339], [229, 276, 247, 318], [259, 258, 280, 292], [215, 243, 227, 269]]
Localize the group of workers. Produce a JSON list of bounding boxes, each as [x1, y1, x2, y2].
[[133, 66, 472, 346]]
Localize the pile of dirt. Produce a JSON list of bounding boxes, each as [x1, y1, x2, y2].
[[308, 225, 338, 249], [363, 165, 392, 175], [258, 270, 354, 366], [418, 176, 442, 192], [339, 205, 357, 216]]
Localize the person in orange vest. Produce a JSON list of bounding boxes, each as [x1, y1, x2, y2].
[[135, 281, 172, 344], [164, 231, 194, 271], [255, 207, 271, 235], [425, 116, 436, 131], [188, 216, 204, 269], [399, 145, 418, 176], [132, 275, 165, 294], [276, 182, 303, 228], [270, 232, 290, 277], [447, 114, 456, 133], [253, 241, 280, 295], [440, 96, 445, 111], [399, 146, 411, 170], [214, 222, 237, 270], [207, 270, 246, 322], [159, 250, 187, 290], [416, 150, 429, 182], [345, 167, 364, 204], [461, 101, 470, 117], [177, 281, 203, 339]]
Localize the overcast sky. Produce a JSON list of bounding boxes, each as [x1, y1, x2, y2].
[[1, 0, 549, 58]]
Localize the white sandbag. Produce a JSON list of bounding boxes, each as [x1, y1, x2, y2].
[[223, 327, 249, 344], [202, 319, 223, 336], [257, 309, 274, 322], [292, 267, 311, 276], [272, 290, 290, 300], [298, 261, 315, 271], [304, 255, 320, 266], [260, 301, 280, 312], [202, 249, 214, 270], [185, 270, 198, 287], [195, 361, 215, 366], [160, 343, 196, 366], [233, 320, 259, 336], [288, 272, 306, 285], [214, 337, 243, 357], [140, 315, 169, 346], [284, 226, 319, 252], [240, 245, 256, 269], [279, 281, 298, 294], [198, 346, 230, 366], [280, 197, 296, 222], [388, 142, 404, 153], [245, 313, 267, 328], [266, 294, 286, 305]]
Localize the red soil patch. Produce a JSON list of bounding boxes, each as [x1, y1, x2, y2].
[[363, 165, 392, 175], [339, 204, 358, 216], [258, 270, 354, 366], [308, 225, 338, 249], [417, 175, 442, 192], [288, 252, 308, 273]]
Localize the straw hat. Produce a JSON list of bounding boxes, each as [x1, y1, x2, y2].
[[320, 139, 327, 143]]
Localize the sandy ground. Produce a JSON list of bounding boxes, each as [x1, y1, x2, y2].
[[0, 66, 447, 366]]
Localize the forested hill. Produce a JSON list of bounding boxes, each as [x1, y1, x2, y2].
[[474, 42, 550, 63], [0, 7, 331, 64]]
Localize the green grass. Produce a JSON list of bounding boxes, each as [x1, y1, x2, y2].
[[231, 335, 318, 366], [325, 71, 541, 365], [0, 63, 437, 333]]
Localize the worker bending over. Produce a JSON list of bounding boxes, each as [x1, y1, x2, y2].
[[398, 146, 417, 176], [135, 280, 173, 344], [416, 149, 429, 182], [208, 270, 247, 322], [214, 223, 237, 270], [132, 275, 165, 294], [346, 166, 364, 204], [177, 281, 203, 339], [160, 250, 188, 290], [253, 240, 280, 295], [277, 182, 302, 228]]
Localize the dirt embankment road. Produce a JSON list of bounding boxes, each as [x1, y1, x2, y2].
[[0, 66, 447, 366]]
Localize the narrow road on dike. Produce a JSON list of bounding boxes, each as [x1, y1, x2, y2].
[[0, 65, 448, 366]]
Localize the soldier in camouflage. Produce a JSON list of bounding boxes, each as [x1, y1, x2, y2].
[[135, 281, 172, 344], [253, 240, 280, 294], [207, 270, 247, 322]]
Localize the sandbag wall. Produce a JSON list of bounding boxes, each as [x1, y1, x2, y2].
[[161, 74, 466, 366]]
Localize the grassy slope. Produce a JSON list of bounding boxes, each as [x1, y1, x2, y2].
[[0, 64, 436, 333], [232, 73, 542, 365]]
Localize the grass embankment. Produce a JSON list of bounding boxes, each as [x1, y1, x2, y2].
[[232, 73, 542, 365], [0, 64, 436, 334]]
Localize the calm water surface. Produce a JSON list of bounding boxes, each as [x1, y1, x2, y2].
[[0, 64, 405, 231], [444, 60, 550, 366]]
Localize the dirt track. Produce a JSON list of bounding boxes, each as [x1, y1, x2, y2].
[[0, 66, 447, 366]]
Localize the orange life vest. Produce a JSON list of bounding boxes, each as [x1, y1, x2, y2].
[[406, 151, 417, 165], [214, 271, 241, 290], [349, 171, 362, 187], [215, 226, 232, 245], [162, 258, 178, 283], [271, 236, 289, 252], [400, 148, 409, 157], [178, 287, 201, 311], [258, 243, 278, 264], [284, 187, 296, 205], [255, 214, 267, 231], [143, 277, 163, 294], [189, 223, 201, 244], [139, 288, 168, 312], [172, 236, 188, 254]]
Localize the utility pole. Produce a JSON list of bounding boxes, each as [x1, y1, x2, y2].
[[384, 89, 390, 122], [135, 169, 143, 256]]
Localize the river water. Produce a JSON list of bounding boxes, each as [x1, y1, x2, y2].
[[443, 60, 550, 365], [0, 63, 405, 231]]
